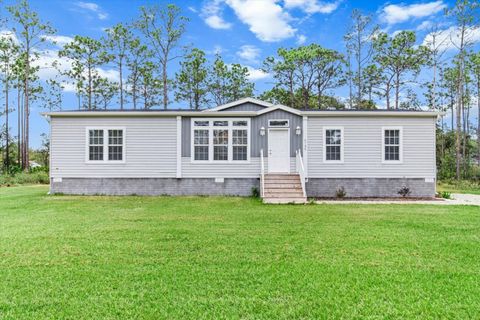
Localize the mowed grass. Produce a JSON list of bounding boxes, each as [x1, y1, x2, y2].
[[1, 186, 479, 319]]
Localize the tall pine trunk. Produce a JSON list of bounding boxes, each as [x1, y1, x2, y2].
[[24, 47, 30, 172], [162, 61, 168, 109], [4, 65, 9, 172], [119, 60, 123, 110], [477, 79, 480, 165], [455, 27, 465, 180]]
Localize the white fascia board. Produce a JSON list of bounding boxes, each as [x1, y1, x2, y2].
[[205, 97, 273, 112], [42, 111, 259, 117], [256, 105, 302, 116], [302, 111, 445, 117]]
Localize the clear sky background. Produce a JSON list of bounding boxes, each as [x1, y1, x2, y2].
[[1, 0, 479, 148]]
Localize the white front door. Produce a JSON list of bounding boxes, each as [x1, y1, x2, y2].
[[268, 129, 290, 173]]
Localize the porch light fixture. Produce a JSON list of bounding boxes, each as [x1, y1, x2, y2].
[[260, 126, 265, 136], [296, 126, 301, 135]]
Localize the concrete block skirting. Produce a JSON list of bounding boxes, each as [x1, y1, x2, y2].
[[50, 177, 259, 196], [306, 178, 435, 198]]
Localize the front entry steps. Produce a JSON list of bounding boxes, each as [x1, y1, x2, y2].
[[262, 174, 307, 204]]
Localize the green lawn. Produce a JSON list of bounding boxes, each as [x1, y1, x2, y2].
[[1, 186, 479, 319]]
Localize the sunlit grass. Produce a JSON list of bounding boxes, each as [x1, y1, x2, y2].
[[1, 185, 479, 319]]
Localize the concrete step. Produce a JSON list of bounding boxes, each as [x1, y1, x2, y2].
[[264, 179, 301, 184], [264, 192, 305, 198], [264, 188, 303, 193], [264, 181, 301, 186], [263, 197, 307, 204], [265, 175, 300, 180]]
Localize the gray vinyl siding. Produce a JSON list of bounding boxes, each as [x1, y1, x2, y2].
[[251, 110, 302, 157], [182, 109, 302, 158], [306, 116, 436, 178], [181, 157, 296, 178], [50, 117, 177, 178], [219, 102, 266, 111]]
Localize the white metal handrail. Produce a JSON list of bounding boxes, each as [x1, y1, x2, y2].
[[296, 149, 307, 198], [260, 149, 265, 198]]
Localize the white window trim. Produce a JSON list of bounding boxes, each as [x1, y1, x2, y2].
[[190, 118, 251, 163], [268, 119, 289, 128], [85, 127, 126, 164], [382, 126, 403, 164], [323, 126, 344, 163]]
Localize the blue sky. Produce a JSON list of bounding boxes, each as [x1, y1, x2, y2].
[[1, 0, 478, 148]]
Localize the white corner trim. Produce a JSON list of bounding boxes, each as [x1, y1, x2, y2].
[[303, 116, 308, 177], [176, 116, 182, 178]]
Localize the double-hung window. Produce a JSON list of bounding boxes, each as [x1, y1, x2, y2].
[[383, 127, 402, 163], [192, 119, 250, 162], [86, 128, 125, 163], [324, 127, 343, 162]]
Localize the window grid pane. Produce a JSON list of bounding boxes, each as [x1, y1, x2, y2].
[[108, 130, 123, 161], [384, 130, 400, 161], [233, 129, 248, 161], [325, 129, 342, 161], [192, 120, 249, 162], [194, 129, 209, 160], [214, 130, 228, 161], [89, 130, 104, 161]]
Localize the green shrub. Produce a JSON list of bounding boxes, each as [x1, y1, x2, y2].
[[335, 186, 346, 198], [438, 191, 452, 199], [0, 171, 49, 186], [251, 186, 260, 198]]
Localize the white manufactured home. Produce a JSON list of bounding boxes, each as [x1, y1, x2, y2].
[[44, 98, 440, 203]]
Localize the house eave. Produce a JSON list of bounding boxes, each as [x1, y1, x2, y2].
[[43, 110, 445, 118]]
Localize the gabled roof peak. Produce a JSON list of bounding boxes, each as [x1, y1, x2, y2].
[[204, 97, 273, 112]]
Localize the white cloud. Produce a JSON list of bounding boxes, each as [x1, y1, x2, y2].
[[284, 0, 341, 14], [73, 1, 108, 20], [225, 0, 296, 42], [41, 35, 74, 47], [423, 26, 480, 51], [205, 15, 232, 29], [237, 45, 261, 63], [416, 20, 433, 31], [245, 66, 269, 81], [201, 0, 233, 30], [296, 34, 307, 44], [188, 6, 197, 13], [0, 29, 19, 44], [381, 1, 447, 25]]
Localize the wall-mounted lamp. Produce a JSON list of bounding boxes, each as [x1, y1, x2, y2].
[[295, 126, 302, 135], [260, 126, 266, 136]]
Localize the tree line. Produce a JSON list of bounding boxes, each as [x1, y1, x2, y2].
[[0, 0, 479, 181]]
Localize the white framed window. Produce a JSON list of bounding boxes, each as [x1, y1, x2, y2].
[[268, 119, 289, 127], [191, 118, 250, 163], [323, 127, 344, 163], [193, 129, 209, 161], [86, 127, 125, 163], [382, 127, 402, 163]]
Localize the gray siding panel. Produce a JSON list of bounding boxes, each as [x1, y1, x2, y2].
[[251, 110, 302, 157], [219, 102, 266, 111], [306, 116, 436, 178], [50, 117, 178, 178]]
